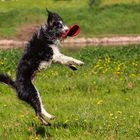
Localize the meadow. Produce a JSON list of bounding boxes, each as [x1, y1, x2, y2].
[[0, 0, 140, 38], [0, 45, 140, 140], [0, 0, 140, 139]]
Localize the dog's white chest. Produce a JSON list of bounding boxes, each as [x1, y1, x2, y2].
[[39, 60, 52, 70]]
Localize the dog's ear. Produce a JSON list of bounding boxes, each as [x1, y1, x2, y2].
[[46, 8, 53, 26], [46, 8, 52, 15]]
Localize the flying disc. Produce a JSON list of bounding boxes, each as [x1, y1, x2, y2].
[[62, 24, 80, 38]]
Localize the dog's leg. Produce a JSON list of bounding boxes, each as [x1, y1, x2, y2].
[[51, 46, 84, 67], [33, 84, 55, 120], [36, 113, 49, 126], [53, 54, 84, 68], [41, 107, 55, 120], [17, 81, 53, 125]]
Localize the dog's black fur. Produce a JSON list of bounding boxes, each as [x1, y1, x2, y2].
[[0, 10, 84, 125]]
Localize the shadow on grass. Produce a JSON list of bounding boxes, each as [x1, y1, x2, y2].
[[32, 121, 68, 138], [36, 126, 48, 137], [33, 120, 90, 138], [28, 122, 52, 138], [52, 121, 69, 129], [33, 121, 69, 138]]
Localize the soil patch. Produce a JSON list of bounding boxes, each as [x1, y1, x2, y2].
[[0, 24, 140, 49], [0, 36, 140, 49], [16, 23, 40, 41]]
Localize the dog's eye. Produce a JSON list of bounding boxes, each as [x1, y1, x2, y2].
[[53, 22, 58, 26], [53, 22, 62, 28]]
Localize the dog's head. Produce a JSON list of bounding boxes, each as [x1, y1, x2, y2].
[[46, 9, 68, 38]]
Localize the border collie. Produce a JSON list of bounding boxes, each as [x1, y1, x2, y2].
[[0, 10, 84, 126]]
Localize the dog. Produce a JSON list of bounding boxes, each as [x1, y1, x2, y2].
[[0, 9, 84, 126]]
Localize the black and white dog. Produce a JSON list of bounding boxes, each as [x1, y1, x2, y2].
[[0, 10, 84, 126]]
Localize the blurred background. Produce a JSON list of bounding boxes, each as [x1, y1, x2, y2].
[[0, 0, 140, 40]]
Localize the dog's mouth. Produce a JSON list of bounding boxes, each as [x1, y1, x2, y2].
[[61, 29, 69, 36], [61, 24, 80, 39]]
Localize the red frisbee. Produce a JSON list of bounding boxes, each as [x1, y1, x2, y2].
[[62, 24, 80, 38]]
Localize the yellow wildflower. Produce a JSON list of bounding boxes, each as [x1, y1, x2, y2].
[[97, 100, 103, 105], [110, 113, 113, 117]]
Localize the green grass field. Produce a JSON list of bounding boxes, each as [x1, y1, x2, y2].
[[0, 0, 140, 139], [0, 45, 140, 140], [0, 0, 140, 38]]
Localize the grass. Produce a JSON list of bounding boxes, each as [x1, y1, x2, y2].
[[0, 0, 140, 38], [102, 0, 140, 6], [0, 45, 140, 139]]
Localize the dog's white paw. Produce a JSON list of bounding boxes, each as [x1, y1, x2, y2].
[[75, 60, 85, 66], [48, 115, 55, 120]]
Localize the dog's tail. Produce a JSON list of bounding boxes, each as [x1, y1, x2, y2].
[[0, 73, 16, 89]]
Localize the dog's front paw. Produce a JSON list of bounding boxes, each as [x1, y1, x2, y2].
[[75, 60, 85, 66]]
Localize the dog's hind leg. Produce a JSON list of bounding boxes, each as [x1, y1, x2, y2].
[[33, 85, 55, 120], [41, 107, 55, 120], [36, 112, 49, 126], [17, 81, 53, 126], [29, 92, 50, 126]]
